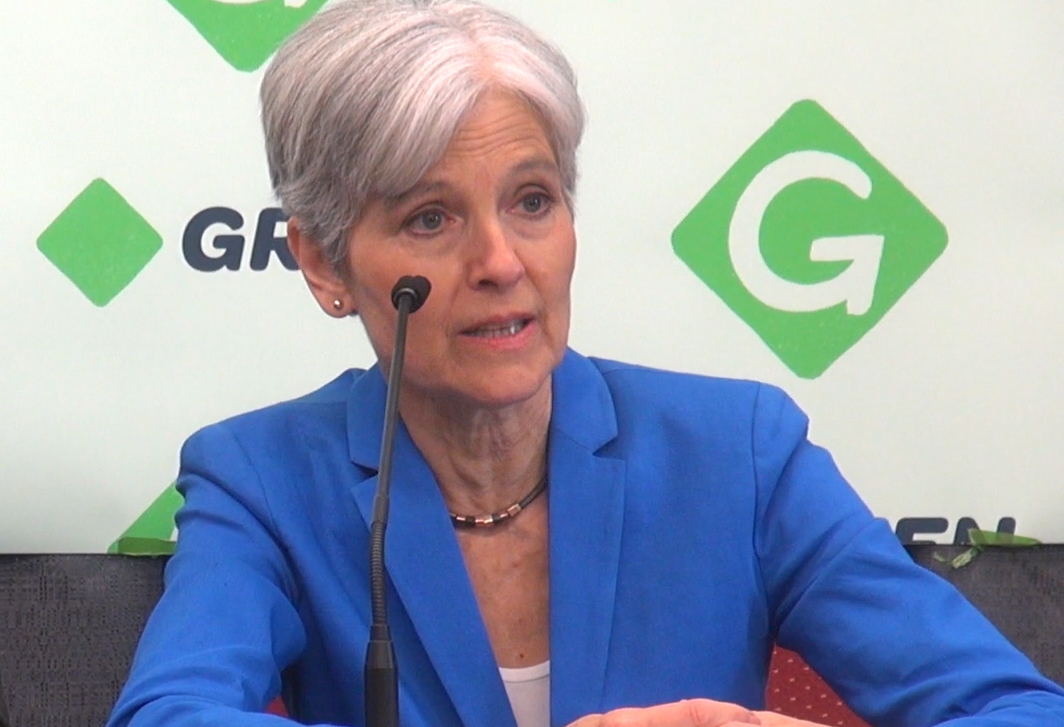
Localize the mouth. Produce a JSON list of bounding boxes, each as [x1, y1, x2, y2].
[[461, 317, 533, 339]]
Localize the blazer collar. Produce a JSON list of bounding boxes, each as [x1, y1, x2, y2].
[[345, 350, 625, 727], [346, 364, 387, 471], [345, 350, 618, 468]]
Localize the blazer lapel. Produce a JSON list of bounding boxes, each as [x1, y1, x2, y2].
[[345, 352, 626, 727], [548, 352, 626, 727], [347, 367, 515, 727]]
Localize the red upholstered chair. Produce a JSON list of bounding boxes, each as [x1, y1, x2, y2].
[[266, 697, 288, 716], [765, 646, 869, 727]]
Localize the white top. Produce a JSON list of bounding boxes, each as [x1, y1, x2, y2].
[[499, 660, 550, 727]]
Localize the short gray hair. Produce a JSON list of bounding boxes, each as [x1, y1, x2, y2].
[[261, 0, 585, 266]]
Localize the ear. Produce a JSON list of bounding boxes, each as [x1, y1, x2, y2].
[[287, 218, 356, 317]]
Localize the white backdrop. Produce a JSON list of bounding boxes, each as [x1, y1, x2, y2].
[[2, 1, 1062, 552]]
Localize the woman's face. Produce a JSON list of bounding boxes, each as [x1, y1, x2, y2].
[[344, 90, 576, 412]]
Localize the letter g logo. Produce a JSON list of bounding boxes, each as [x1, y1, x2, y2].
[[728, 150, 884, 317], [673, 100, 948, 378]]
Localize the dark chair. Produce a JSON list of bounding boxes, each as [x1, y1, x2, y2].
[[909, 544, 1064, 685], [1, 671, 11, 727], [0, 555, 166, 727], [2, 546, 1063, 727], [765, 544, 1064, 724]]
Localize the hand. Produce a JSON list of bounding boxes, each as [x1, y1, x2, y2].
[[753, 711, 831, 727], [566, 699, 761, 727]]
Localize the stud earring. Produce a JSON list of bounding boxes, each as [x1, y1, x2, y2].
[[332, 299, 343, 312]]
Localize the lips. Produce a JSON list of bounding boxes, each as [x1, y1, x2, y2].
[[462, 318, 531, 338]]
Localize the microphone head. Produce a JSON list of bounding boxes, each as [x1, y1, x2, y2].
[[390, 275, 432, 312]]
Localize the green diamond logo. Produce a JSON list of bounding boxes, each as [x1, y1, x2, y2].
[[37, 179, 163, 307], [164, 0, 329, 72], [672, 100, 948, 378]]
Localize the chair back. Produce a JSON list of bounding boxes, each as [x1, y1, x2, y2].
[[0, 555, 165, 727], [0, 672, 10, 727], [2, 546, 1063, 726], [765, 544, 1064, 725], [910, 543, 1064, 684]]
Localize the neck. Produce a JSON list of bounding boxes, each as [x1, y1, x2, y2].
[[397, 382, 551, 516]]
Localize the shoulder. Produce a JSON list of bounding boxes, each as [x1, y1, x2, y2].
[[586, 355, 803, 442], [591, 355, 759, 399], [181, 368, 366, 465], [175, 368, 372, 545]]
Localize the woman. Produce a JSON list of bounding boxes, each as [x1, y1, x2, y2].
[[107, 2, 1064, 726]]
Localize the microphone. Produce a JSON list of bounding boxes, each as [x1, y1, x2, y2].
[[365, 275, 431, 727], [390, 275, 431, 313]]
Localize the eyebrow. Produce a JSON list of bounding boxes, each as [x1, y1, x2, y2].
[[383, 156, 561, 210], [384, 181, 450, 211], [509, 157, 561, 180]]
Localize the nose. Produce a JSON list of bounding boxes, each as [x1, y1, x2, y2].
[[467, 214, 525, 291]]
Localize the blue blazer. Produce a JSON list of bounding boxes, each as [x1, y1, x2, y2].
[[109, 350, 1064, 727]]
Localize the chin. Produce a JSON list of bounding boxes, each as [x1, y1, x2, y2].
[[454, 357, 558, 411], [467, 375, 550, 410]]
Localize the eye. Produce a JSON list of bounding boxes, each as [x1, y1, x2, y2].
[[518, 192, 551, 216], [405, 208, 448, 235]]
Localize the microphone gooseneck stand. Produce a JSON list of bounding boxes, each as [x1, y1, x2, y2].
[[365, 275, 431, 727]]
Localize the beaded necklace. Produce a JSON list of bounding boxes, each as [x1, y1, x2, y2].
[[449, 475, 548, 528]]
